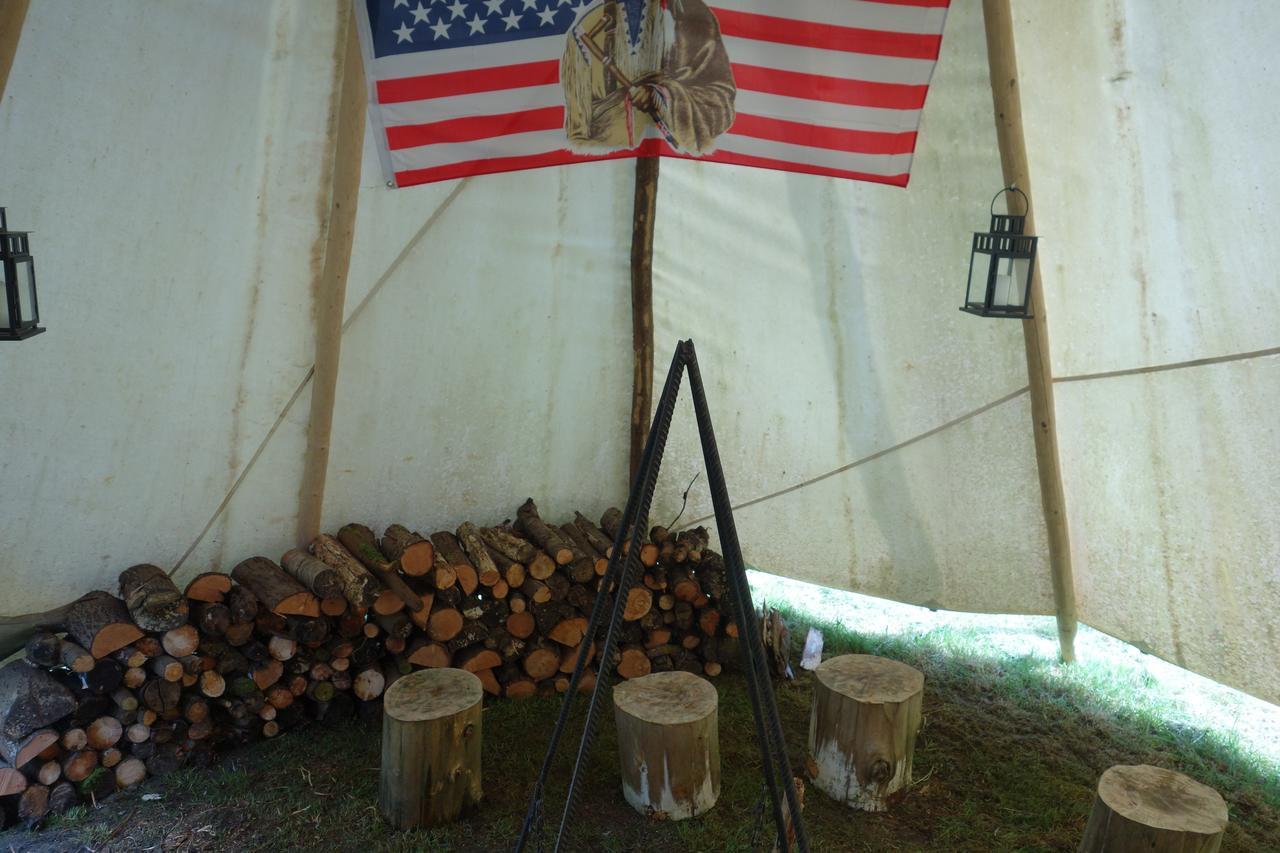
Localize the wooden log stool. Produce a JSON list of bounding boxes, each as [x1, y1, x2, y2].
[[613, 670, 719, 820], [807, 653, 923, 812], [1079, 764, 1228, 853], [379, 668, 482, 829]]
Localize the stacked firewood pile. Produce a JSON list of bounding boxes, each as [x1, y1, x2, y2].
[[0, 499, 739, 829]]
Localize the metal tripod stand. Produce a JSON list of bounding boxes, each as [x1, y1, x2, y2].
[[515, 339, 809, 853]]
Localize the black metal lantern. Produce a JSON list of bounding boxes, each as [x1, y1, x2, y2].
[[961, 187, 1038, 319], [0, 208, 44, 340]]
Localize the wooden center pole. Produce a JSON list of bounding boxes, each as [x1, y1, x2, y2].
[[982, 0, 1078, 662], [297, 10, 366, 546], [629, 156, 660, 485]]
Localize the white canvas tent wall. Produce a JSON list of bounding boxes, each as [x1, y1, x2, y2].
[[1, 0, 1276, 706]]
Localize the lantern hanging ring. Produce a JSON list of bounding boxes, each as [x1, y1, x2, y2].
[[990, 186, 1030, 217]]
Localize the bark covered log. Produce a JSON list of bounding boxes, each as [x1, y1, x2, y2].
[[517, 499, 575, 565], [280, 549, 344, 599], [0, 662, 76, 742], [65, 592, 144, 659], [310, 534, 380, 609], [380, 524, 435, 577], [118, 564, 189, 632], [232, 557, 320, 617], [338, 524, 423, 613]]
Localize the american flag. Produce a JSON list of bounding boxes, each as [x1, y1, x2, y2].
[[356, 0, 950, 188]]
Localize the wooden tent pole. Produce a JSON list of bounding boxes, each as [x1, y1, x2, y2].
[[0, 1, 30, 101], [297, 11, 366, 546], [628, 156, 659, 484], [982, 0, 1078, 662]]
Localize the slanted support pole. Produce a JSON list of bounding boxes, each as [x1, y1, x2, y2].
[[297, 10, 366, 546], [982, 0, 1078, 662], [0, 0, 28, 101], [628, 157, 659, 484]]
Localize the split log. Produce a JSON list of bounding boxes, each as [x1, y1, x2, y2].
[[60, 728, 87, 751], [623, 587, 653, 622], [0, 662, 76, 742], [151, 655, 184, 682], [617, 646, 652, 680], [47, 781, 79, 815], [86, 717, 123, 751], [456, 648, 502, 673], [232, 557, 320, 617], [114, 757, 147, 788], [515, 498, 577, 565], [280, 549, 344, 599], [0, 761, 28, 796], [198, 670, 226, 699], [561, 522, 608, 577], [506, 611, 536, 640], [1079, 765, 1228, 853], [118, 563, 189, 632], [527, 551, 556, 581], [548, 617, 589, 648], [0, 727, 57, 769], [65, 592, 144, 659], [162, 624, 200, 658], [183, 572, 232, 603], [522, 640, 560, 682], [613, 671, 719, 819], [61, 749, 98, 783], [353, 668, 387, 701], [379, 668, 483, 829], [573, 512, 614, 556], [475, 668, 500, 696], [519, 578, 551, 605], [407, 642, 451, 669], [456, 523, 501, 586], [600, 507, 625, 540], [24, 632, 62, 669], [311, 533, 380, 609], [428, 608, 464, 643], [195, 602, 231, 637], [380, 525, 435, 577], [17, 782, 50, 826], [140, 678, 182, 716], [504, 678, 536, 699], [479, 526, 537, 563], [338, 524, 424, 613], [227, 585, 259, 625], [808, 654, 923, 812]]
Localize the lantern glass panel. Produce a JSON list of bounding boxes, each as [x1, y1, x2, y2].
[[991, 256, 1029, 312], [0, 263, 9, 329], [966, 250, 992, 310], [17, 258, 35, 325]]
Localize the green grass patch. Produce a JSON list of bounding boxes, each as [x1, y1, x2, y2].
[[4, 601, 1277, 852]]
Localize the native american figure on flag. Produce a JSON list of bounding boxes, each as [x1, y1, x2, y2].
[[561, 0, 736, 155]]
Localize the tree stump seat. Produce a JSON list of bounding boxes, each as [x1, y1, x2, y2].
[[807, 653, 924, 812], [1079, 764, 1228, 853], [378, 667, 482, 829], [613, 670, 719, 820]]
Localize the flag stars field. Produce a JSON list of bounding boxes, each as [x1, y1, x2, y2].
[[364, 0, 948, 187]]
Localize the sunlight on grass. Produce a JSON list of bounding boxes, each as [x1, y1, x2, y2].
[[748, 567, 1280, 772]]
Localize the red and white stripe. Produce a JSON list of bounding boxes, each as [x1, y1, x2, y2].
[[364, 0, 950, 188]]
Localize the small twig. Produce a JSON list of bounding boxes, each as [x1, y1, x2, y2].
[[667, 473, 701, 530]]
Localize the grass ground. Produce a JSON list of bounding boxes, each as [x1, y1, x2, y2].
[[4, 592, 1277, 852]]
